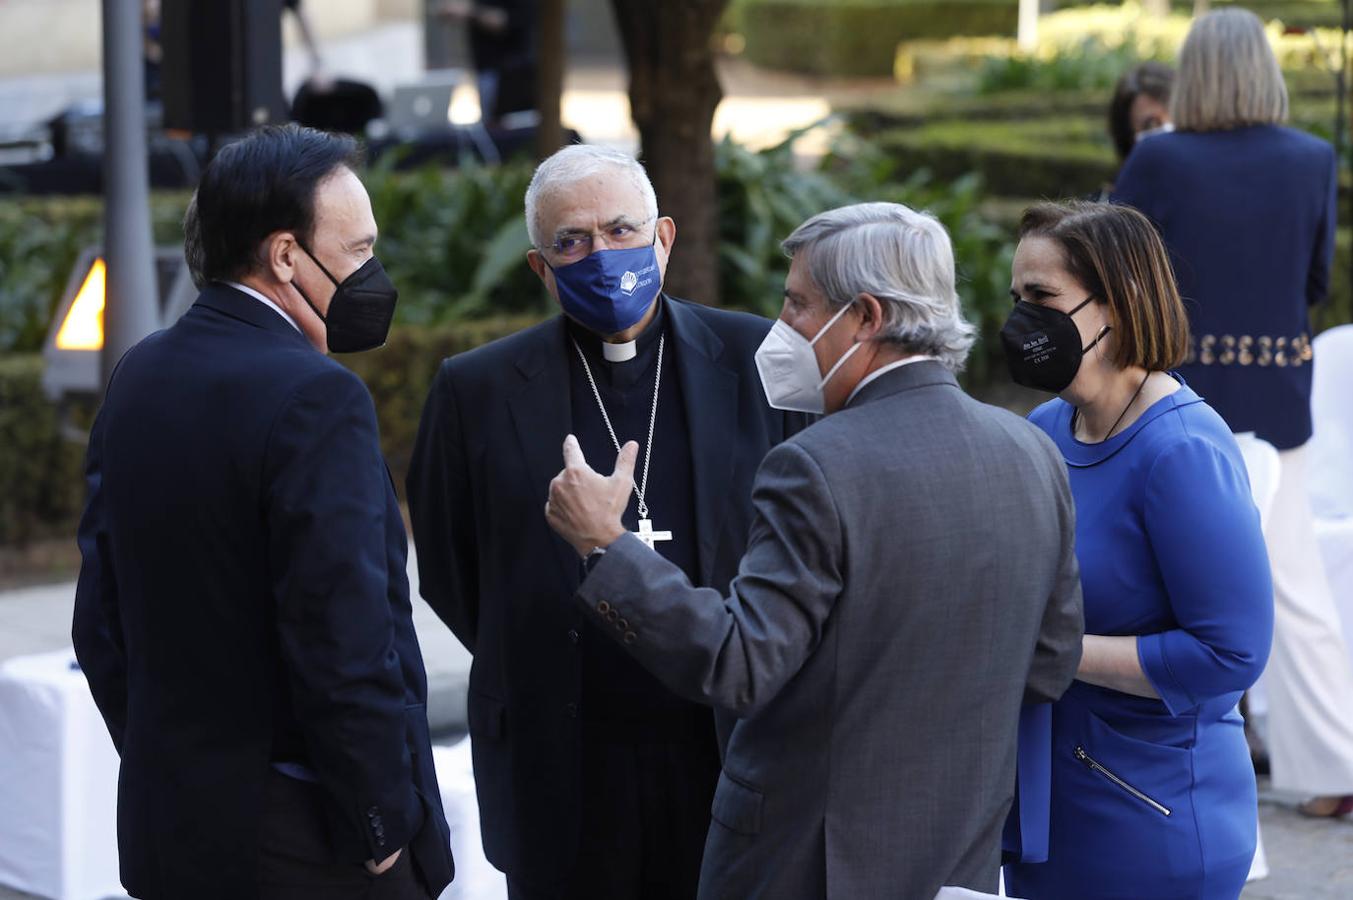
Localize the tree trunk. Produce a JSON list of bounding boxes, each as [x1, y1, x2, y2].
[[535, 0, 565, 159], [1193, 0, 1211, 15], [1141, 0, 1171, 17], [609, 0, 729, 305]]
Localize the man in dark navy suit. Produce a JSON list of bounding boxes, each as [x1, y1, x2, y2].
[[407, 144, 803, 899], [72, 125, 454, 900]]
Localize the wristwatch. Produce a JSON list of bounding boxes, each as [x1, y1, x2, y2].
[[582, 546, 606, 575]]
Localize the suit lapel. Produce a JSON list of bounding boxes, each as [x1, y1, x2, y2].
[[507, 317, 582, 588], [667, 299, 739, 586]]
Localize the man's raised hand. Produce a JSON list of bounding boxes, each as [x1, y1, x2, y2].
[[546, 435, 638, 557]]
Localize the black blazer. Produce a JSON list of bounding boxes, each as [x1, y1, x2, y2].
[[407, 297, 802, 880], [72, 285, 454, 899]]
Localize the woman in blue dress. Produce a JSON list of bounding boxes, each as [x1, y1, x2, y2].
[[1001, 201, 1274, 899]]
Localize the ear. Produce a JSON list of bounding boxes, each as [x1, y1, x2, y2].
[[655, 216, 676, 255], [854, 292, 886, 341], [526, 248, 550, 285], [267, 231, 302, 285]]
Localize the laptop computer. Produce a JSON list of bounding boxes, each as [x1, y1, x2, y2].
[[386, 83, 455, 135]]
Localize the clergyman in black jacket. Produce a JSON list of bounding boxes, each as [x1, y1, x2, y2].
[[408, 143, 803, 899]]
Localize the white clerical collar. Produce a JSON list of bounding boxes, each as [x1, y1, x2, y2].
[[224, 281, 302, 334], [602, 340, 637, 363], [847, 355, 938, 405]]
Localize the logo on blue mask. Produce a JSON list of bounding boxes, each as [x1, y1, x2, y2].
[[548, 243, 662, 335]]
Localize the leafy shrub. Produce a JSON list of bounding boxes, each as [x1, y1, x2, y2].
[[0, 316, 542, 547], [823, 131, 1018, 382], [977, 35, 1146, 94], [0, 356, 88, 545], [1200, 0, 1347, 29], [717, 123, 1021, 381], [0, 195, 187, 354], [361, 154, 544, 325], [903, 2, 1349, 96], [717, 128, 853, 319], [341, 315, 546, 488], [869, 116, 1118, 200]]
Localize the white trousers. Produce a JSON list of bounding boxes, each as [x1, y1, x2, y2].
[[1262, 445, 1353, 795]]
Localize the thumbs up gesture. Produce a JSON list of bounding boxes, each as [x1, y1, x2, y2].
[[546, 435, 637, 557]]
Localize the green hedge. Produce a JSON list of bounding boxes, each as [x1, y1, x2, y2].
[[1189, 0, 1346, 28], [739, 0, 1019, 77], [0, 317, 543, 546], [874, 117, 1119, 200], [0, 356, 88, 545], [341, 316, 546, 487]]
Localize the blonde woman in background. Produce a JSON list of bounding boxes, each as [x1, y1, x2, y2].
[[1114, 7, 1353, 818]]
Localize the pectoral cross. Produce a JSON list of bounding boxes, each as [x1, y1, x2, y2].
[[633, 518, 672, 550]]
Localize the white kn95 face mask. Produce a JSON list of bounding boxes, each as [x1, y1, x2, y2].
[[754, 299, 861, 414]]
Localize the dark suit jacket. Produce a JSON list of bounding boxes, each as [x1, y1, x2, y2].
[[577, 363, 1084, 899], [72, 285, 454, 899], [406, 296, 802, 881], [1112, 125, 1337, 449]]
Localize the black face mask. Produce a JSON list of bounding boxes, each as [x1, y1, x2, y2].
[[295, 245, 399, 353], [999, 295, 1109, 394]]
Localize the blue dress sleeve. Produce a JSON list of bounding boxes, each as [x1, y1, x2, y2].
[[1136, 437, 1274, 715]]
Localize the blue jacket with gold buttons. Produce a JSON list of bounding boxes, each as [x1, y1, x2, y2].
[[1113, 123, 1336, 450]]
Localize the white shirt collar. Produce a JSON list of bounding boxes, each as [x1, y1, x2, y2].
[[847, 355, 938, 405], [223, 281, 302, 334], [602, 340, 637, 362]]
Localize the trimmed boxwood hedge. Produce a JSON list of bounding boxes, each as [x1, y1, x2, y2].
[[739, 0, 1019, 78], [0, 316, 544, 546], [0, 355, 88, 546], [1195, 1, 1346, 28], [874, 116, 1119, 200], [341, 315, 547, 486]]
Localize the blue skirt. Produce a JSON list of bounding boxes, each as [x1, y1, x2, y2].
[[1004, 684, 1256, 900]]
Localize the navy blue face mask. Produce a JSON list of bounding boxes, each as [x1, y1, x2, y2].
[[547, 242, 663, 336]]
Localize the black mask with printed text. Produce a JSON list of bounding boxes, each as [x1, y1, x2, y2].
[[1000, 295, 1109, 394], [296, 245, 399, 353]]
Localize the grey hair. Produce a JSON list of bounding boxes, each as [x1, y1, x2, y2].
[[1172, 8, 1288, 132], [782, 201, 977, 372], [524, 144, 659, 248]]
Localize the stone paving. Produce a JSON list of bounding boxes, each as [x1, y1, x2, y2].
[[0, 788, 1346, 898]]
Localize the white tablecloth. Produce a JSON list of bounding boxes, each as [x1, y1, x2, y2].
[[0, 649, 501, 900], [0, 649, 126, 900]]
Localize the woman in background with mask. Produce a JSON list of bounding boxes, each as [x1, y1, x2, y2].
[[1107, 61, 1174, 167], [1001, 201, 1273, 899], [1113, 8, 1353, 819]]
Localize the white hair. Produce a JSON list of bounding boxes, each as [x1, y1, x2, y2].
[[1172, 8, 1288, 132], [524, 144, 659, 248], [782, 202, 977, 372]]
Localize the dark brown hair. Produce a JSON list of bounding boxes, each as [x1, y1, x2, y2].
[[1019, 201, 1189, 372], [1108, 61, 1174, 161]]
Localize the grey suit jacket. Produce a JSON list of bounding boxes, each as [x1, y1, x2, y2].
[[578, 362, 1083, 899]]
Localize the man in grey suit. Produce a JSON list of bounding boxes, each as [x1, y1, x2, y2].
[[544, 202, 1084, 899]]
